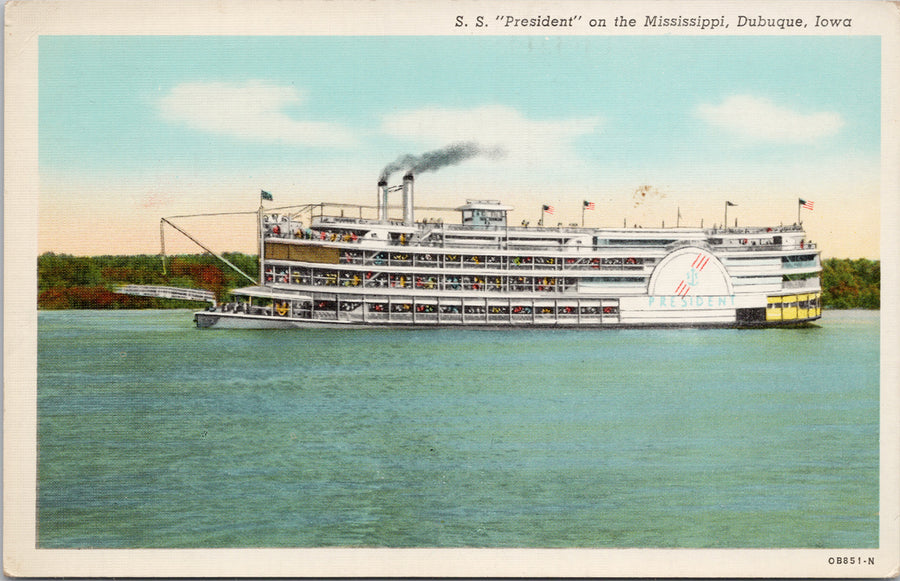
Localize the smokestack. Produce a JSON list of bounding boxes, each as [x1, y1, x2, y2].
[[378, 179, 388, 221], [402, 173, 414, 225]]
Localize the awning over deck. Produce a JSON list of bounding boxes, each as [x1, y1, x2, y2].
[[230, 286, 313, 302]]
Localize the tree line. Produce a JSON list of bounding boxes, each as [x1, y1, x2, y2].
[[37, 252, 879, 310], [37, 252, 258, 309]]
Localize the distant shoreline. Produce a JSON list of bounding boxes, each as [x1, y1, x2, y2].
[[36, 253, 880, 311]]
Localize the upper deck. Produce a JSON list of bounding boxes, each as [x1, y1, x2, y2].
[[263, 201, 816, 255]]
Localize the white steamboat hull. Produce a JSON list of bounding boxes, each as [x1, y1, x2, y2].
[[195, 301, 821, 329], [191, 190, 823, 330]]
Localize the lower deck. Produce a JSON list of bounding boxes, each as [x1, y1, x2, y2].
[[196, 291, 822, 329]]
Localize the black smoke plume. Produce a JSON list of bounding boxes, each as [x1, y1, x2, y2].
[[379, 142, 504, 182]]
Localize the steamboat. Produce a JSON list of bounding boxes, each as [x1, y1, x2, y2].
[[193, 174, 821, 329]]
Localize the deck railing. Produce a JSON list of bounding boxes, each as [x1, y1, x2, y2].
[[116, 285, 217, 305]]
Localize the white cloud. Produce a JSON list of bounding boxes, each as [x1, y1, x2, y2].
[[158, 81, 356, 147], [696, 95, 844, 143], [380, 105, 601, 166]]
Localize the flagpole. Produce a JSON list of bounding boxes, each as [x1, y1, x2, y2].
[[724, 202, 728, 231], [798, 199, 801, 225], [259, 191, 268, 285], [258, 204, 265, 284], [581, 204, 585, 227]]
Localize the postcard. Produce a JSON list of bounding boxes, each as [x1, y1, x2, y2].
[[4, 0, 899, 577]]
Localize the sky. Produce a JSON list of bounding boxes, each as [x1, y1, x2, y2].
[[38, 35, 882, 257]]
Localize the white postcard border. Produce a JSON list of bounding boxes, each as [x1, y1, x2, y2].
[[4, 0, 899, 577]]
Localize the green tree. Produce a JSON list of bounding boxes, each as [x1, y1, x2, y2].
[[821, 258, 880, 309]]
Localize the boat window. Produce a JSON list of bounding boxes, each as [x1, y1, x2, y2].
[[782, 254, 818, 268], [582, 277, 645, 284]]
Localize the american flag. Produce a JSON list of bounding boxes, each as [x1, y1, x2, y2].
[[583, 200, 595, 210], [799, 198, 814, 211], [542, 204, 555, 214]]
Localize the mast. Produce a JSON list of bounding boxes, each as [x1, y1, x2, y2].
[[160, 218, 167, 275]]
